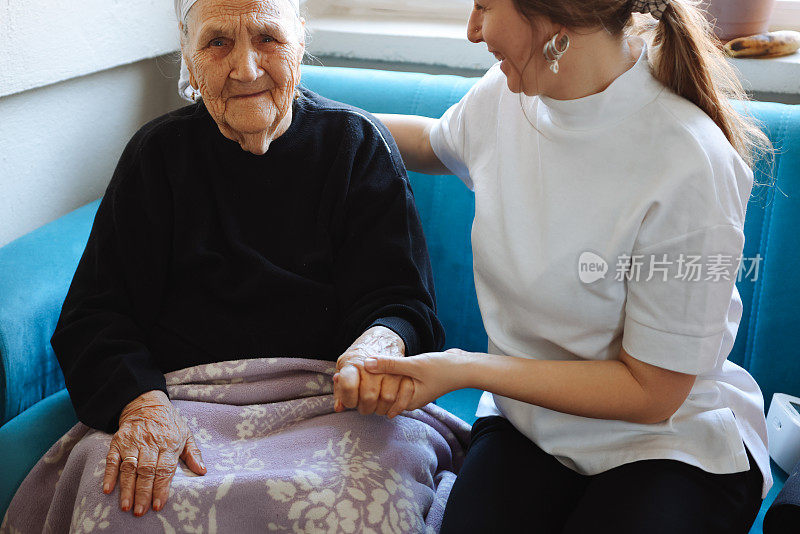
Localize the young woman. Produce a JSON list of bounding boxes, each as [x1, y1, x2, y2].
[[336, 0, 775, 532]]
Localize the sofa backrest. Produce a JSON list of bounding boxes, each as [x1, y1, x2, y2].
[[300, 66, 800, 409], [728, 100, 800, 407], [0, 65, 797, 425], [301, 67, 487, 354]]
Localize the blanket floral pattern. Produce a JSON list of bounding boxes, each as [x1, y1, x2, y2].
[[1, 358, 470, 534]]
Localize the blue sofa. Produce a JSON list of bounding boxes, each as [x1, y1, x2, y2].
[[1, 65, 798, 532]]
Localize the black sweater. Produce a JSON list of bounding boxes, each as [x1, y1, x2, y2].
[[51, 88, 444, 433]]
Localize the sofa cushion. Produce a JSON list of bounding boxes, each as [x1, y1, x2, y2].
[[0, 388, 77, 515]]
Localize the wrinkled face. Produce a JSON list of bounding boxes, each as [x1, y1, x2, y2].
[[182, 0, 304, 150], [467, 0, 550, 95]]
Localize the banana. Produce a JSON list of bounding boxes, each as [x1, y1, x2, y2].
[[724, 30, 800, 59]]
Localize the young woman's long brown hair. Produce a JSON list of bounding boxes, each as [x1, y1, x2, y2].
[[512, 0, 776, 197]]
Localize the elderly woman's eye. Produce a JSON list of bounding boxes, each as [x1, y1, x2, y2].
[[260, 35, 275, 43], [210, 38, 226, 47]]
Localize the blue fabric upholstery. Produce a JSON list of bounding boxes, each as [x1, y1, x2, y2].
[[0, 66, 798, 532], [727, 102, 800, 409], [0, 200, 100, 424], [0, 389, 77, 515]]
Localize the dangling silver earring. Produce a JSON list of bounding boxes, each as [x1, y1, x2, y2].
[[190, 87, 201, 102], [543, 32, 570, 74]]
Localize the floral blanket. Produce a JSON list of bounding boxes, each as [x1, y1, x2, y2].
[[1, 358, 471, 533]]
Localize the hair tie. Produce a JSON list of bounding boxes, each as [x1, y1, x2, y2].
[[630, 0, 672, 20]]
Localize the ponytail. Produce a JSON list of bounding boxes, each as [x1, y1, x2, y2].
[[632, 0, 775, 194]]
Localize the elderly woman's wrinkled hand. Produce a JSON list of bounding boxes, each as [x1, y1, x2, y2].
[[102, 390, 206, 517], [333, 326, 415, 418], [362, 349, 472, 413]]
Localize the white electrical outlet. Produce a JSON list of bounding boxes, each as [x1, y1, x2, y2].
[[767, 393, 800, 474]]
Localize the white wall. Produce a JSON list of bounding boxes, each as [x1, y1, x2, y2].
[[0, 0, 184, 248], [0, 56, 184, 247], [0, 0, 178, 97]]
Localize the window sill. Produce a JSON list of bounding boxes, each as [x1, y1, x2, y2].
[[728, 54, 800, 95], [307, 16, 800, 96], [307, 16, 494, 72]]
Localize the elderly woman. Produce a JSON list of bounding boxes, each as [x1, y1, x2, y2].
[[37, 0, 452, 524]]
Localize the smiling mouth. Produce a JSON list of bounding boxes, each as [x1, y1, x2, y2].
[[231, 89, 269, 99]]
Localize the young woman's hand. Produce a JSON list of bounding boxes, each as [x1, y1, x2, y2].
[[333, 326, 414, 417], [363, 348, 473, 417]]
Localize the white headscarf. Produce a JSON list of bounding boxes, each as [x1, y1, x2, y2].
[[175, 0, 301, 102]]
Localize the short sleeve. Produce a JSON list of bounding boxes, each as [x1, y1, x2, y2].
[[430, 95, 474, 189], [621, 223, 745, 375], [429, 64, 505, 191]]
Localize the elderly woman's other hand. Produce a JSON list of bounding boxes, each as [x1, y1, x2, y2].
[[333, 326, 414, 418], [102, 390, 206, 516]]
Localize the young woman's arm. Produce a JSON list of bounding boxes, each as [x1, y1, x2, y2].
[[374, 114, 450, 175], [365, 346, 696, 423]]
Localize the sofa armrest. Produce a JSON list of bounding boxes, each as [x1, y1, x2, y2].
[[0, 200, 100, 424], [0, 389, 78, 518]]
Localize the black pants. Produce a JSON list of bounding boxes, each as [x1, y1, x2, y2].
[[440, 416, 764, 534]]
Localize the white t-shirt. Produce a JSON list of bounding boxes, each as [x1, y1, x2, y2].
[[430, 36, 772, 498]]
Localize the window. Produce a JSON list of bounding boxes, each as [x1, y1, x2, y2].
[[304, 0, 471, 20], [310, 0, 800, 30], [771, 0, 800, 31]]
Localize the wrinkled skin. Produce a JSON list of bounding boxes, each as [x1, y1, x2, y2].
[[363, 348, 471, 412], [181, 0, 305, 154], [333, 326, 416, 419], [102, 390, 206, 516]]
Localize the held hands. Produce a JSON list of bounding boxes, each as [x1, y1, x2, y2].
[[362, 349, 471, 412], [333, 326, 414, 419], [102, 390, 206, 517]]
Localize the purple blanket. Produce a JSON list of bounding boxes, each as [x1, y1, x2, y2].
[[2, 358, 470, 533]]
